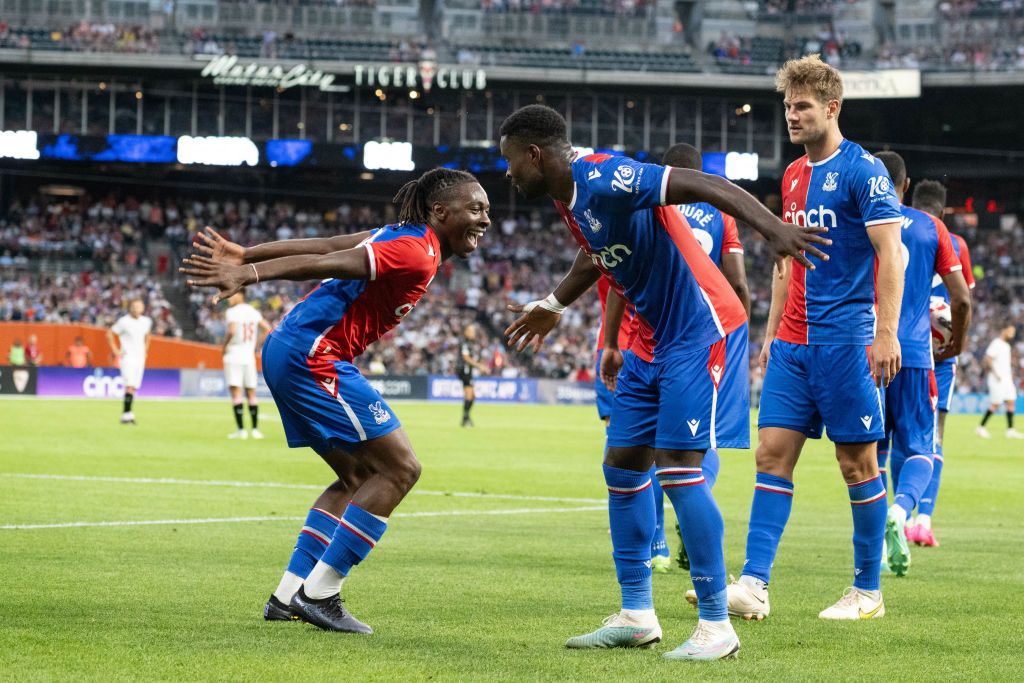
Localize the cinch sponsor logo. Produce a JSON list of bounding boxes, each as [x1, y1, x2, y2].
[[589, 244, 633, 268], [83, 375, 125, 398], [784, 203, 838, 229]]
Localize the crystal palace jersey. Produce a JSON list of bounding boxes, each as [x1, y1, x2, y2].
[[932, 231, 975, 366], [776, 139, 903, 345], [555, 154, 746, 360], [270, 223, 441, 361], [595, 275, 636, 353], [676, 202, 743, 266], [896, 205, 962, 369]]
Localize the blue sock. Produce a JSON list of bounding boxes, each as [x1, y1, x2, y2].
[[741, 473, 794, 584], [657, 466, 727, 621], [848, 475, 886, 591], [877, 444, 889, 494], [320, 503, 388, 577], [702, 448, 721, 489], [918, 452, 943, 517], [648, 465, 669, 558], [604, 464, 655, 610], [889, 444, 906, 491], [893, 454, 934, 517], [286, 508, 339, 579]]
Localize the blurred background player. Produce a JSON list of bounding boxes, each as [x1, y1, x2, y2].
[[65, 336, 93, 368], [457, 323, 489, 427], [222, 291, 272, 440], [183, 168, 489, 633], [729, 56, 903, 622], [500, 104, 827, 660], [909, 179, 976, 547], [107, 299, 152, 425], [977, 325, 1022, 439], [872, 151, 971, 576]]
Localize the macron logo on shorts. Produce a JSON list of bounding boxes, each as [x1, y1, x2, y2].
[[687, 419, 700, 436], [860, 415, 872, 430]]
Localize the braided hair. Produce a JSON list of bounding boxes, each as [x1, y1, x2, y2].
[[392, 168, 479, 225]]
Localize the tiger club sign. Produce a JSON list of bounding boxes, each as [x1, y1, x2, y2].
[[354, 62, 487, 93]]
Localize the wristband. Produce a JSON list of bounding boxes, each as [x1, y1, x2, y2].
[[251, 263, 260, 283], [538, 293, 566, 314]]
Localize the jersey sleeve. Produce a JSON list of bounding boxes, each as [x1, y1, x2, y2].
[[143, 318, 153, 335], [932, 217, 961, 277], [364, 236, 433, 282], [985, 339, 999, 359], [721, 213, 744, 255], [955, 235, 976, 289], [850, 153, 902, 228], [584, 156, 670, 211], [111, 317, 125, 335]]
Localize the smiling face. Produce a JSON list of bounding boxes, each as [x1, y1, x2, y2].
[[783, 88, 838, 147], [499, 136, 550, 200], [433, 183, 490, 259]]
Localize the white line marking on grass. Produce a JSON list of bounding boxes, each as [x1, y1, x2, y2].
[[0, 473, 605, 504], [0, 506, 606, 530]]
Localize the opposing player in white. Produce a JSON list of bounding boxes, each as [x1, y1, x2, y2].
[[977, 325, 1022, 439], [107, 299, 153, 425], [223, 292, 272, 439]]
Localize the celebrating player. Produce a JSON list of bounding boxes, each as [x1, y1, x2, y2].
[[725, 55, 904, 621], [499, 104, 828, 660], [977, 325, 1022, 439], [182, 168, 489, 633], [871, 152, 971, 576], [222, 292, 272, 440], [107, 299, 152, 425], [907, 180, 975, 546], [457, 323, 489, 427]]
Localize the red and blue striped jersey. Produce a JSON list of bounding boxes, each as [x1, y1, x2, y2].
[[897, 205, 962, 369], [676, 202, 743, 266], [270, 223, 441, 361], [932, 231, 975, 367], [555, 153, 746, 362], [776, 139, 903, 346]]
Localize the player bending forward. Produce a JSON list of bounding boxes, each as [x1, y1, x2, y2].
[[222, 292, 272, 439], [183, 169, 489, 633]]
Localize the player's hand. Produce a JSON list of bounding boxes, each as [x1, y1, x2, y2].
[[933, 344, 960, 363], [764, 219, 831, 272], [180, 254, 251, 303], [759, 337, 774, 372], [192, 226, 245, 266], [504, 302, 562, 353], [870, 330, 902, 387], [600, 348, 624, 392]]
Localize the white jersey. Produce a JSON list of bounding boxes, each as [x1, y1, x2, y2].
[[112, 314, 153, 361], [985, 337, 1013, 383], [223, 303, 264, 364]]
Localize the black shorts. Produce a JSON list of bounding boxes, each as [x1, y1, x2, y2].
[[458, 370, 474, 388]]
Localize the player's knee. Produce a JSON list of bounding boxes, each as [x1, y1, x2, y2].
[[388, 451, 422, 492]]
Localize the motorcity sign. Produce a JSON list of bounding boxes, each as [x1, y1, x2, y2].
[[197, 56, 486, 94]]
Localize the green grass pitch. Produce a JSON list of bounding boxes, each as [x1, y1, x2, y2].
[[1, 399, 1022, 681]]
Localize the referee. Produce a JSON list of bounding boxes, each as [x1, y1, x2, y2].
[[458, 324, 489, 427]]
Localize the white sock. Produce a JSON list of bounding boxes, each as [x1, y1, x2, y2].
[[698, 617, 734, 630], [916, 514, 932, 530], [856, 588, 881, 602], [303, 561, 345, 600], [619, 608, 657, 626], [738, 575, 768, 595], [272, 571, 304, 604], [888, 504, 907, 526]]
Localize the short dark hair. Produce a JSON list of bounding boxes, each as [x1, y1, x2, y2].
[[911, 179, 947, 217], [874, 151, 906, 187], [499, 105, 568, 147], [662, 143, 702, 170], [392, 168, 479, 225]]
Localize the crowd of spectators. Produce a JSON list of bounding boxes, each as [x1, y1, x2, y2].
[[478, 0, 652, 16], [3, 191, 1024, 393]]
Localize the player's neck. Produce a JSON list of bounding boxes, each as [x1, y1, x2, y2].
[[803, 128, 844, 163], [548, 162, 575, 205]]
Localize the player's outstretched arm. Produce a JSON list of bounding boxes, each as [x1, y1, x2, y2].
[[600, 288, 627, 392], [505, 249, 601, 353], [867, 221, 904, 386], [192, 226, 374, 266], [935, 271, 972, 362], [182, 247, 372, 304], [664, 169, 831, 271]]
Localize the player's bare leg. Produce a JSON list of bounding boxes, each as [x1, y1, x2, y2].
[[228, 386, 246, 439], [292, 429, 422, 633], [246, 388, 263, 439], [266, 449, 371, 620], [566, 446, 663, 649], [717, 427, 804, 621]]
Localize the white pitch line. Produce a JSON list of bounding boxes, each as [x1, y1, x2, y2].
[[0, 506, 606, 530], [0, 473, 605, 504]]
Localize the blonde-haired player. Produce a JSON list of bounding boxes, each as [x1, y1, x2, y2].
[[223, 292, 272, 439], [107, 299, 153, 424]]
